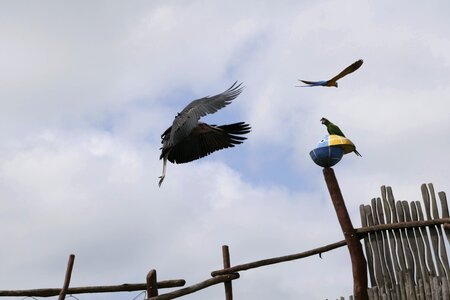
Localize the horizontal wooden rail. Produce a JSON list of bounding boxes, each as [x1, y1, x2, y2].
[[212, 218, 450, 276], [356, 218, 450, 234], [0, 280, 186, 297], [211, 239, 347, 276], [2, 218, 448, 298], [148, 274, 239, 300]]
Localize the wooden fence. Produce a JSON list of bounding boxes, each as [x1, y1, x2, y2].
[[1, 183, 448, 300], [358, 183, 450, 300]]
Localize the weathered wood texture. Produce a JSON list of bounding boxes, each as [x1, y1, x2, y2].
[[58, 254, 75, 300], [323, 167, 368, 300], [0, 280, 186, 297], [358, 183, 450, 300], [146, 269, 159, 297], [147, 274, 239, 300], [222, 245, 233, 300], [211, 239, 348, 276]]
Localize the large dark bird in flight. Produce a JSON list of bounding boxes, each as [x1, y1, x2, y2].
[[159, 82, 251, 186], [320, 117, 362, 157], [298, 59, 363, 87]]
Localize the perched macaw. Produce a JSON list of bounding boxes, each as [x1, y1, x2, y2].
[[298, 59, 363, 87], [320, 117, 362, 157]]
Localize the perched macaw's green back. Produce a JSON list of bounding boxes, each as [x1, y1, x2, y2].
[[326, 122, 346, 137], [320, 117, 362, 157]]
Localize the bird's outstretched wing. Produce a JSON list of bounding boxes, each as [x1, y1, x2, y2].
[[167, 122, 250, 164], [180, 81, 243, 119], [170, 81, 244, 144], [329, 59, 363, 83]]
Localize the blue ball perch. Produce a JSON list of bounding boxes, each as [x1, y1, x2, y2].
[[310, 135, 357, 167]]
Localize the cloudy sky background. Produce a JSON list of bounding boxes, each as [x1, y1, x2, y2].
[[1, 1, 450, 299]]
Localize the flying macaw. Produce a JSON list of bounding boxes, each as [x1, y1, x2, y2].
[[320, 117, 362, 157], [298, 59, 363, 87]]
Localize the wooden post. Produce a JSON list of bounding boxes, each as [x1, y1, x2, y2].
[[58, 254, 75, 300], [146, 269, 158, 297], [323, 167, 368, 300], [222, 245, 233, 300]]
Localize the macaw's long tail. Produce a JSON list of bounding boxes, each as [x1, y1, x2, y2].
[[354, 149, 362, 157]]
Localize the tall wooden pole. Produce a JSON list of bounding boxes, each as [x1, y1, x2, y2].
[[323, 167, 368, 300]]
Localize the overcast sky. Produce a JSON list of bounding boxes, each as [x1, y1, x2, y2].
[[1, 1, 450, 299]]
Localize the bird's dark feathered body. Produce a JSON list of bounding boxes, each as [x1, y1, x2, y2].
[[158, 82, 251, 186], [320, 117, 362, 157], [298, 59, 363, 87], [160, 122, 250, 164]]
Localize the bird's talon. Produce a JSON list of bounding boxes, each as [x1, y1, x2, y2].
[[158, 176, 165, 187]]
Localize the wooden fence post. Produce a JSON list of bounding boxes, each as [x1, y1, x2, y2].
[[58, 254, 75, 300], [146, 269, 158, 297], [323, 167, 368, 300], [222, 245, 233, 300]]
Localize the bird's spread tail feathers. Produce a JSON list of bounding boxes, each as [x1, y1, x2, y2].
[[217, 122, 251, 144], [163, 122, 251, 165]]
